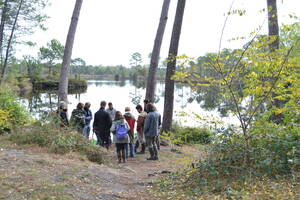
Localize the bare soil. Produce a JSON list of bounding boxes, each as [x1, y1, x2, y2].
[[0, 143, 201, 200]]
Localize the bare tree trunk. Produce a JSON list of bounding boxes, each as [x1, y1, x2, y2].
[[267, 0, 282, 123], [58, 0, 83, 103], [267, 0, 279, 50], [145, 0, 171, 102], [161, 0, 186, 132], [0, 0, 23, 84], [0, 0, 9, 61]]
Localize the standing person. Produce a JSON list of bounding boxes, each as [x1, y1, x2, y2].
[[111, 111, 130, 163], [106, 102, 117, 121], [124, 107, 136, 158], [57, 101, 69, 127], [144, 103, 160, 160], [135, 104, 147, 154], [143, 99, 150, 113], [70, 103, 85, 134], [83, 102, 93, 139], [93, 101, 112, 150], [155, 107, 162, 150]]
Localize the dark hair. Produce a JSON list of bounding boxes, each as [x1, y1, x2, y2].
[[77, 103, 84, 110], [136, 104, 143, 111], [100, 101, 106, 107], [84, 102, 91, 108], [108, 102, 112, 106], [115, 111, 124, 120], [143, 99, 149, 104], [146, 103, 156, 112]]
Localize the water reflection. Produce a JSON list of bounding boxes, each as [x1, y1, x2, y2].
[[19, 80, 238, 127]]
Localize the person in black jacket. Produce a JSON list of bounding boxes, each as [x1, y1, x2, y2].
[[93, 101, 112, 150]]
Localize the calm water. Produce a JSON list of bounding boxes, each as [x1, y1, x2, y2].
[[19, 80, 239, 128]]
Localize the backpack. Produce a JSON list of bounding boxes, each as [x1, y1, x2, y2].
[[115, 123, 128, 140]]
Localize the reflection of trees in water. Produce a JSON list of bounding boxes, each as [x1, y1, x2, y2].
[[21, 80, 234, 118], [91, 80, 126, 87], [131, 79, 146, 89], [21, 88, 86, 118], [25, 92, 58, 118], [188, 85, 234, 117]]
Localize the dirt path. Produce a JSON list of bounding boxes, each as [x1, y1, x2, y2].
[[0, 145, 201, 200]]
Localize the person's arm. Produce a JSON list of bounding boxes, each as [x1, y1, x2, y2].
[[85, 111, 92, 121], [136, 116, 142, 131], [110, 121, 116, 134], [158, 113, 161, 127], [144, 115, 150, 134], [107, 113, 112, 129], [92, 113, 97, 132]]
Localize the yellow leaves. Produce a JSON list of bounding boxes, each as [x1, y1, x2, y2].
[[0, 109, 10, 131]]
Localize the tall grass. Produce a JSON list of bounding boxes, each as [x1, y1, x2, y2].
[[9, 121, 105, 164]]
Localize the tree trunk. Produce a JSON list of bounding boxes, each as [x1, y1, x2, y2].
[[161, 0, 186, 132], [0, 0, 23, 84], [0, 0, 9, 62], [145, 0, 171, 103], [267, 0, 279, 50], [267, 0, 282, 123], [58, 0, 83, 103]]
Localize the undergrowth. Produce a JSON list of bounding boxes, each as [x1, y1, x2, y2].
[[154, 122, 300, 199], [161, 125, 213, 145], [8, 121, 105, 164]]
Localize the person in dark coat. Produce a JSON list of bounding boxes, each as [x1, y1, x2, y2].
[[93, 101, 112, 150]]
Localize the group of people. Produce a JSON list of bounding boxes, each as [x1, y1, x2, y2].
[[58, 100, 161, 163]]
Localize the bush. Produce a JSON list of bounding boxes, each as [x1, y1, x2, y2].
[[9, 122, 105, 164], [0, 88, 29, 133], [162, 126, 213, 145], [154, 122, 300, 199]]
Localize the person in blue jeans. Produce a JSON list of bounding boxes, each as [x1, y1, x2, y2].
[[83, 102, 92, 139]]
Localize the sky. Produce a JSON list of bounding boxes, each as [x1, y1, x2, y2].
[[19, 0, 300, 66]]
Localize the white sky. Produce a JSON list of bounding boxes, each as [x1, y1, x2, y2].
[[19, 0, 300, 66]]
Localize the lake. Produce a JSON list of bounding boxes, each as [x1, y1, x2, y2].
[[19, 80, 239, 128]]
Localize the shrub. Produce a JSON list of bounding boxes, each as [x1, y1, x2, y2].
[[155, 122, 300, 199], [9, 122, 105, 164], [162, 126, 213, 145], [0, 88, 29, 133]]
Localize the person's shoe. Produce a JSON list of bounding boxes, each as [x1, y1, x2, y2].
[[153, 156, 159, 160], [147, 157, 155, 160]]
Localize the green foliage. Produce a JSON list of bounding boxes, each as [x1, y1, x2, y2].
[[154, 122, 300, 199], [68, 78, 87, 88], [162, 126, 213, 145], [0, 88, 29, 133], [39, 39, 64, 75], [173, 23, 300, 136], [8, 121, 105, 164]]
